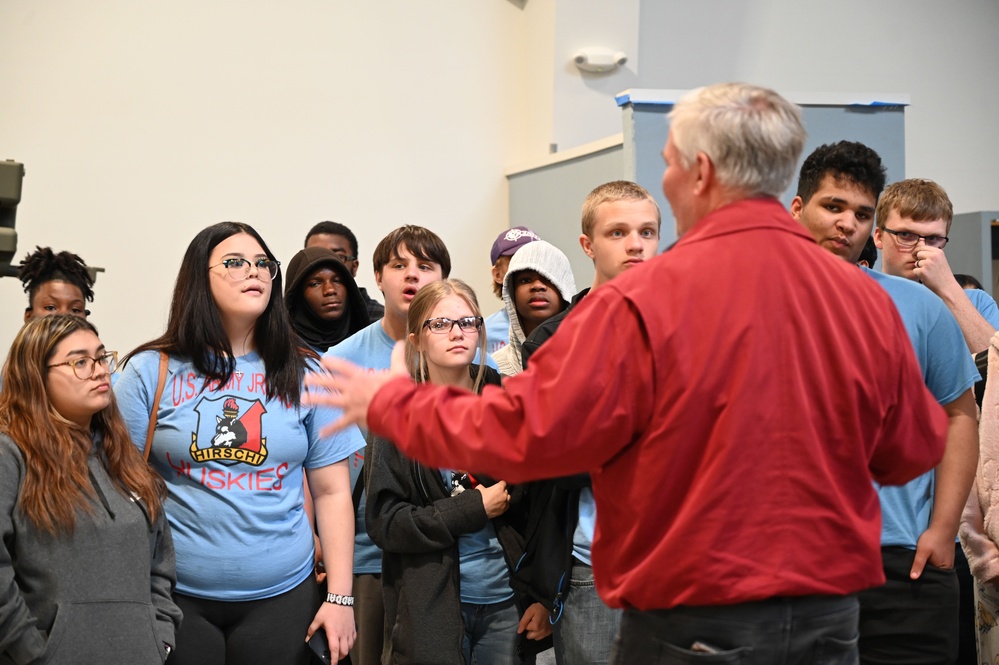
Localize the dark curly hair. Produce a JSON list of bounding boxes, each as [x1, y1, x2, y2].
[[18, 246, 95, 305], [795, 141, 887, 205]]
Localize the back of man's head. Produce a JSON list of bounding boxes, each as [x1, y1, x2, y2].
[[796, 141, 886, 205], [668, 82, 805, 198], [875, 179, 954, 233], [373, 225, 452, 277], [580, 181, 661, 238]]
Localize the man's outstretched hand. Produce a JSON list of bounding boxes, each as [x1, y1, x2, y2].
[[304, 341, 409, 436]]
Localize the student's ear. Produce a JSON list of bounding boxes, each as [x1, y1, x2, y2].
[[789, 196, 804, 220], [579, 233, 596, 260], [872, 227, 885, 250], [408, 331, 419, 351], [23, 308, 32, 323], [491, 263, 503, 287], [374, 269, 385, 295]]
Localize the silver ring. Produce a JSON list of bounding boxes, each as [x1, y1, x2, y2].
[[916, 260, 921, 268]]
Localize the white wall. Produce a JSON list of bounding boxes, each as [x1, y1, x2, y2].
[[550, 0, 640, 153], [632, 0, 999, 213], [0, 1, 527, 356]]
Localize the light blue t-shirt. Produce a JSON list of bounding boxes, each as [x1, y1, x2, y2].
[[968, 288, 999, 328], [115, 350, 364, 601], [329, 320, 499, 574], [571, 489, 597, 566], [326, 320, 397, 574], [865, 269, 979, 549], [484, 307, 510, 355], [439, 470, 515, 605]]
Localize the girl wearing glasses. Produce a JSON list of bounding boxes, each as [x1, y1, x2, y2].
[[0, 314, 181, 663], [364, 279, 551, 665], [114, 222, 365, 665]]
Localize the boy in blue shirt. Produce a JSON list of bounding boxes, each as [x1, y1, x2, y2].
[[792, 141, 979, 664], [324, 225, 449, 665]]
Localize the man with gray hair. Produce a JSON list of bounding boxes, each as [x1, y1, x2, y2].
[[305, 83, 948, 663]]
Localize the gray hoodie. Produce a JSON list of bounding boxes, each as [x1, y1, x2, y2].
[[0, 433, 181, 664], [494, 240, 576, 377]]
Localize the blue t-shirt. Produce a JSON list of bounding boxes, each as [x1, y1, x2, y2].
[[326, 320, 397, 575], [115, 350, 364, 601], [865, 269, 978, 549], [968, 288, 999, 328], [484, 307, 510, 356], [439, 470, 515, 604], [571, 489, 597, 566]]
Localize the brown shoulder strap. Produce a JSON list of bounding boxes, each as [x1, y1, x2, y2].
[[143, 352, 169, 462]]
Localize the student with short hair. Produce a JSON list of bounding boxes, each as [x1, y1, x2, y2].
[[305, 221, 385, 321], [791, 141, 979, 664], [517, 181, 659, 665], [874, 179, 999, 353]]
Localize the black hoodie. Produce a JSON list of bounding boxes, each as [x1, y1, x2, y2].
[[284, 247, 370, 352]]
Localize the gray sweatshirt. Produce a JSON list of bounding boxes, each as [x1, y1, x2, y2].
[[0, 433, 181, 664]]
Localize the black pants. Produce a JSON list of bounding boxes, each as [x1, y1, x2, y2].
[[954, 543, 977, 665], [858, 546, 958, 665], [170, 575, 318, 665]]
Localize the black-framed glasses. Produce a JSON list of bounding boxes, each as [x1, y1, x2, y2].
[[332, 251, 358, 263], [48, 351, 118, 380], [209, 257, 281, 280], [882, 227, 949, 249], [423, 316, 483, 335]]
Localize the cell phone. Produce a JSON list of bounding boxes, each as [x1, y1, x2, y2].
[[308, 631, 332, 665]]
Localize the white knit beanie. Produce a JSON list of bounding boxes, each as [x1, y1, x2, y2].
[[503, 240, 577, 305]]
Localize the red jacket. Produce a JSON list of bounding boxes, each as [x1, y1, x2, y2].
[[369, 197, 948, 611]]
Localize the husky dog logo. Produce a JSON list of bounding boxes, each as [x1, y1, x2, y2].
[[212, 398, 248, 448], [191, 395, 268, 466]]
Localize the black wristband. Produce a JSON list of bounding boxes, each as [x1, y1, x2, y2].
[[325, 592, 354, 606]]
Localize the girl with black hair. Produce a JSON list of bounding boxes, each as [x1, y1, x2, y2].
[[115, 222, 364, 665], [17, 246, 94, 321]]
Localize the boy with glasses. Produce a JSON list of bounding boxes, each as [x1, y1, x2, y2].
[[875, 179, 999, 353]]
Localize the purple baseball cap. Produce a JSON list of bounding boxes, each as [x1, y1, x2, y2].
[[490, 226, 542, 265]]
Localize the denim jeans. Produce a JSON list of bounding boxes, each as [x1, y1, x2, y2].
[[461, 597, 521, 665], [553, 561, 621, 665], [611, 594, 859, 664]]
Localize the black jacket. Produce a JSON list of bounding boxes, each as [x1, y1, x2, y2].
[[364, 365, 546, 664], [513, 289, 592, 620]]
